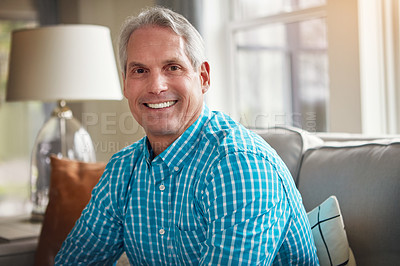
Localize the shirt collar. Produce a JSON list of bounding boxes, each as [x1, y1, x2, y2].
[[144, 138, 154, 165], [152, 104, 212, 171]]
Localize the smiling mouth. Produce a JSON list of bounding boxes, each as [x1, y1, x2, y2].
[[145, 100, 177, 109]]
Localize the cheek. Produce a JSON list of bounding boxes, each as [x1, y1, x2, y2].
[[180, 77, 203, 96], [124, 83, 138, 99], [125, 90, 134, 99]]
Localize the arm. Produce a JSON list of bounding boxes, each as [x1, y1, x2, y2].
[[55, 164, 124, 265], [199, 151, 293, 265]]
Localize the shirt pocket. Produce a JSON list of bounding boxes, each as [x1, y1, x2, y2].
[[174, 225, 207, 263]]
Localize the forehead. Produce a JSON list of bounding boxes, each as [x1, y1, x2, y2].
[[127, 26, 185, 55]]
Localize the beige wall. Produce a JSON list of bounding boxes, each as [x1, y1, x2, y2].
[[0, 0, 36, 19], [59, 0, 154, 162], [326, 0, 362, 133]]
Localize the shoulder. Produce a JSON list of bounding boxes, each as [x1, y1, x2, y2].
[[195, 113, 292, 216], [197, 111, 303, 214], [196, 111, 292, 189], [200, 111, 276, 160], [92, 137, 147, 216], [108, 137, 146, 166], [101, 136, 147, 186]]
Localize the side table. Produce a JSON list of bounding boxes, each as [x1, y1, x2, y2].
[[0, 215, 42, 265]]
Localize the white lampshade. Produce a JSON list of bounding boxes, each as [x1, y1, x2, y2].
[[6, 24, 122, 101], [5, 25, 123, 219]]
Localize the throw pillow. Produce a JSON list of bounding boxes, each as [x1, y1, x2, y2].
[[307, 195, 355, 266], [34, 155, 107, 266]]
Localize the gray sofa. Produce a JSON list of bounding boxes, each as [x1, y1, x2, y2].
[[255, 126, 400, 266]]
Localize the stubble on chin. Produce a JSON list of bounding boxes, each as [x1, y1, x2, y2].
[[140, 111, 201, 136], [140, 112, 175, 135]]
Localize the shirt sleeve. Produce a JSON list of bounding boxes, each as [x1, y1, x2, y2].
[[54, 163, 125, 265], [198, 151, 293, 265]]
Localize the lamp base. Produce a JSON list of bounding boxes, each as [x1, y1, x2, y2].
[[30, 101, 96, 219]]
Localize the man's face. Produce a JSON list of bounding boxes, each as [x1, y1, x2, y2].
[[123, 26, 210, 147]]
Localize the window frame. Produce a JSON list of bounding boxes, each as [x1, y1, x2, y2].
[[227, 4, 328, 130]]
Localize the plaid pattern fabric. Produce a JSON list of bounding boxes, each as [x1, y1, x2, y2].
[[55, 105, 319, 265]]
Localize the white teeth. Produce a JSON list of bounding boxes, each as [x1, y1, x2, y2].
[[147, 101, 176, 109]]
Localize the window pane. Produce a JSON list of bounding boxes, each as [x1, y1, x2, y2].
[[298, 0, 326, 10], [298, 18, 327, 49], [234, 0, 326, 20], [234, 0, 286, 20], [296, 52, 329, 132], [235, 23, 285, 47], [236, 49, 289, 128], [233, 18, 328, 131], [290, 18, 328, 132], [234, 24, 292, 128]]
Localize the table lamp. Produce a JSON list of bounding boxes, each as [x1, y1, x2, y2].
[[6, 25, 123, 219]]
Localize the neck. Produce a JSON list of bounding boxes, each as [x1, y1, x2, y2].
[[145, 110, 204, 156], [148, 136, 177, 157]]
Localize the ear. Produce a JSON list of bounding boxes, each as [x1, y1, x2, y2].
[[199, 61, 210, 94]]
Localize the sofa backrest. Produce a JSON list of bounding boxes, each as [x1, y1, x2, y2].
[[297, 139, 400, 266], [253, 127, 323, 184]]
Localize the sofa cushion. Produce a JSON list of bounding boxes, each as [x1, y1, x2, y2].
[[307, 195, 354, 266], [34, 156, 106, 266], [253, 126, 323, 184], [298, 139, 400, 266]]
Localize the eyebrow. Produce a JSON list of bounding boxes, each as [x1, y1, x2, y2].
[[127, 57, 185, 69], [163, 58, 183, 65], [127, 62, 146, 70]]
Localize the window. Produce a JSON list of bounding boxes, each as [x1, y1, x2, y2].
[[233, 0, 326, 19], [0, 19, 41, 217], [230, 1, 328, 132], [205, 0, 399, 134]]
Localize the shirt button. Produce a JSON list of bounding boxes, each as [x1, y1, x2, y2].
[[159, 184, 165, 191], [174, 166, 179, 171], [159, 228, 165, 235]]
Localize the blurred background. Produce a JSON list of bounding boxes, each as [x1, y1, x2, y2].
[[0, 0, 399, 216]]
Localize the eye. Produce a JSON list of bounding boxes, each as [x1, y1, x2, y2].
[[128, 67, 148, 78], [134, 68, 146, 74], [168, 65, 181, 71]]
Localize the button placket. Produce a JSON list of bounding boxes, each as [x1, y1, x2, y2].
[[153, 162, 169, 241]]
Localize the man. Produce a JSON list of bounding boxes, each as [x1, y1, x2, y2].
[[55, 7, 319, 265]]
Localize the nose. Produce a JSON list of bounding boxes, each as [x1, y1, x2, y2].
[[148, 71, 168, 94]]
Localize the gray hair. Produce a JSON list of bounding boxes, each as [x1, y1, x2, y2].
[[118, 6, 206, 77]]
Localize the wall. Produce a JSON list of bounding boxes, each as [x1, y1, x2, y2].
[[0, 0, 36, 19], [59, 0, 154, 162], [326, 0, 362, 133], [202, 0, 231, 115]]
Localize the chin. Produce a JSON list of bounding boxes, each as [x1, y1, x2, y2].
[[145, 124, 180, 136]]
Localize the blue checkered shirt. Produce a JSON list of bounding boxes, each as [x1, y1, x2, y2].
[[55, 105, 319, 265]]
